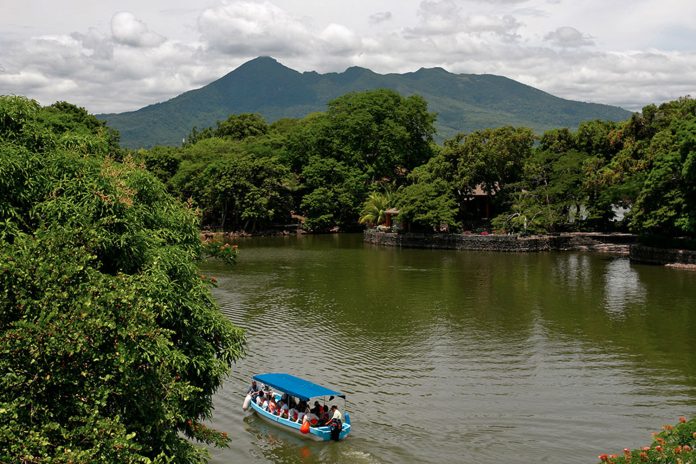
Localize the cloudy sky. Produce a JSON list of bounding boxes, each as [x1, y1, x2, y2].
[[2, 0, 695, 114]]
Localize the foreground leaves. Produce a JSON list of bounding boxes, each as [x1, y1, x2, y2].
[[0, 96, 245, 463]]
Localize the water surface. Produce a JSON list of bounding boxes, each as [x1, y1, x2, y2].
[[202, 234, 696, 463]]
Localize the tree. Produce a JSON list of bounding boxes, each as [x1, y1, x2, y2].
[[359, 190, 394, 226], [299, 157, 367, 232], [394, 179, 458, 231], [184, 113, 268, 146], [0, 96, 245, 462], [324, 89, 436, 181], [629, 115, 696, 236]]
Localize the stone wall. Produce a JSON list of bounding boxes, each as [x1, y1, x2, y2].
[[363, 230, 634, 253], [629, 244, 696, 266]]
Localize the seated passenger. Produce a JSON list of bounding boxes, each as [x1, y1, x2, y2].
[[297, 399, 307, 412], [280, 401, 289, 418], [247, 380, 260, 398], [268, 398, 277, 414], [297, 405, 308, 423], [261, 395, 269, 410], [305, 411, 319, 426], [320, 405, 330, 423], [256, 391, 265, 406], [311, 401, 321, 416], [288, 407, 298, 422]]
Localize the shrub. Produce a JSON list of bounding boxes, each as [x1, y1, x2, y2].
[[597, 417, 696, 464]]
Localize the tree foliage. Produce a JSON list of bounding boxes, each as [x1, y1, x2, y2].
[[138, 89, 436, 233], [0, 96, 245, 463], [134, 91, 696, 240], [359, 190, 394, 226]]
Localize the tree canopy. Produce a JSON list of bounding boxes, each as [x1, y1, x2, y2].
[[0, 96, 245, 463], [133, 91, 696, 240]]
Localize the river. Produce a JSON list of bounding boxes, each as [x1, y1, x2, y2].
[[201, 234, 696, 463]]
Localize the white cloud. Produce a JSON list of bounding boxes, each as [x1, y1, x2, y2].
[[319, 24, 361, 56], [198, 1, 312, 56], [111, 12, 165, 48], [369, 11, 392, 25], [544, 26, 594, 48], [0, 0, 694, 115]]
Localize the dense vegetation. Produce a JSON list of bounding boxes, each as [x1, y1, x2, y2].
[[1, 86, 692, 462], [596, 417, 695, 464], [99, 56, 630, 148], [135, 90, 696, 242], [0, 96, 245, 462], [137, 89, 436, 233]]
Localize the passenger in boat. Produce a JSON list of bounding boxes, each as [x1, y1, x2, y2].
[[268, 397, 278, 415], [287, 404, 297, 422], [256, 391, 265, 406], [326, 405, 343, 441], [296, 403, 308, 422], [329, 405, 342, 423], [261, 394, 269, 410], [277, 400, 288, 418], [307, 413, 320, 426], [311, 401, 321, 416], [320, 405, 331, 423], [247, 380, 260, 397]]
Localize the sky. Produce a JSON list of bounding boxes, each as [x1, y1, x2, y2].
[[2, 0, 695, 114]]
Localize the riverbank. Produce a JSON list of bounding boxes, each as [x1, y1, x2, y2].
[[363, 230, 635, 254], [201, 228, 303, 242], [630, 244, 696, 270]]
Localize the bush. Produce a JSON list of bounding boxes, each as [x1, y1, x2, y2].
[[596, 417, 696, 464]]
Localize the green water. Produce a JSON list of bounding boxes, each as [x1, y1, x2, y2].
[[202, 234, 696, 463]]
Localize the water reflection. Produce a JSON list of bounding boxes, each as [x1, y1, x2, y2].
[[603, 258, 646, 316], [553, 253, 592, 290], [203, 235, 696, 464]]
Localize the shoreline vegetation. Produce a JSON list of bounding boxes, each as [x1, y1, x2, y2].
[[595, 417, 696, 464], [136, 91, 696, 256], [1, 87, 695, 461]]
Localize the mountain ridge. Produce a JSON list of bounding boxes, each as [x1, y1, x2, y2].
[[99, 56, 632, 148]]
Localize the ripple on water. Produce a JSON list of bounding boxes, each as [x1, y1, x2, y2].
[[201, 241, 696, 464]]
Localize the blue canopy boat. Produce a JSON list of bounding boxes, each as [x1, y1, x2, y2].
[[242, 373, 352, 441]]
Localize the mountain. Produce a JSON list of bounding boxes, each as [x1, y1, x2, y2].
[[98, 56, 632, 148]]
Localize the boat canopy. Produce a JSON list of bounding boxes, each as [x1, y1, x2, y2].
[[253, 373, 346, 401]]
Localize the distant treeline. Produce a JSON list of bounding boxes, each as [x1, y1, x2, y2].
[[134, 89, 696, 240]]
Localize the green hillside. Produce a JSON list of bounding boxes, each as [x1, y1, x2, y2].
[[99, 56, 632, 148]]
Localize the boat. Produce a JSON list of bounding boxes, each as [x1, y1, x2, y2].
[[242, 372, 352, 441]]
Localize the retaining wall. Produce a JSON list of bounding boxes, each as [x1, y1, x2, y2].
[[363, 230, 634, 253], [629, 244, 696, 266]]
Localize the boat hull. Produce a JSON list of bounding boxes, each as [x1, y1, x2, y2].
[[248, 399, 351, 441]]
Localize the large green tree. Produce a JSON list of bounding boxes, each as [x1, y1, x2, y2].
[[0, 96, 245, 462]]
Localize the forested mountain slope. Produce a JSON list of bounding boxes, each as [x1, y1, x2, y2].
[[99, 56, 631, 148]]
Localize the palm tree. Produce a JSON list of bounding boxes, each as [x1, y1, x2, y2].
[[359, 190, 393, 226]]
